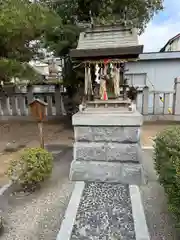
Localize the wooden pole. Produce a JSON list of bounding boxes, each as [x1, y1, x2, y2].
[[38, 121, 44, 149]]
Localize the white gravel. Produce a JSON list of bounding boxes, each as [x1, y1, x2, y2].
[[0, 147, 74, 240], [0, 148, 179, 240]]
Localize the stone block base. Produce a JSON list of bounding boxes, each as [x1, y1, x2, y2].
[[74, 142, 143, 162], [74, 126, 140, 143], [71, 109, 144, 184], [70, 160, 146, 185]]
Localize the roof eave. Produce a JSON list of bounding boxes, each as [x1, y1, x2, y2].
[[70, 45, 144, 60]]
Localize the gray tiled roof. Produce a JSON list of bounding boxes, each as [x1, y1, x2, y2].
[[77, 25, 139, 50]]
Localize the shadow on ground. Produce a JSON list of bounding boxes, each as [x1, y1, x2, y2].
[[141, 149, 178, 240]]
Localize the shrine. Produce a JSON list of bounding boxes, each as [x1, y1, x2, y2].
[[71, 24, 142, 103], [69, 23, 146, 184], [57, 23, 150, 240]]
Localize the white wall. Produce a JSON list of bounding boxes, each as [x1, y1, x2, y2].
[[126, 58, 180, 113], [126, 59, 180, 91]]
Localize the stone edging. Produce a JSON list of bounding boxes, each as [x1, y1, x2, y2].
[[56, 182, 150, 240], [129, 185, 150, 240], [0, 182, 12, 196], [56, 181, 85, 240]]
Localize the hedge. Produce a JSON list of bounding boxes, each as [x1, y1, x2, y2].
[[154, 126, 180, 228]]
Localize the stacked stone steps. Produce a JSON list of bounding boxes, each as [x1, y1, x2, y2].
[[70, 109, 145, 185]]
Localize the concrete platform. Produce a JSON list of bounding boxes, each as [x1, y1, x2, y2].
[[72, 110, 143, 126], [57, 182, 150, 240]]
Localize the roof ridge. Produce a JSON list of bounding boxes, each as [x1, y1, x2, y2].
[[160, 33, 180, 52]]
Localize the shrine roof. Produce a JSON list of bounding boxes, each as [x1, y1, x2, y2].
[[70, 24, 143, 60]]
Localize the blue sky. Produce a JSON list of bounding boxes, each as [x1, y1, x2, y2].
[[139, 0, 180, 52]]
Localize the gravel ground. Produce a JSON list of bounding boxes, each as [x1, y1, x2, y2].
[[0, 145, 74, 240], [0, 122, 73, 187], [0, 121, 176, 186], [140, 149, 179, 240], [71, 182, 135, 240], [0, 146, 179, 240]]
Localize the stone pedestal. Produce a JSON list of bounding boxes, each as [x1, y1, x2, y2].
[[70, 106, 145, 185]]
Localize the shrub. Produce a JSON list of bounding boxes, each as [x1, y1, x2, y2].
[[154, 126, 180, 227], [7, 148, 53, 190]]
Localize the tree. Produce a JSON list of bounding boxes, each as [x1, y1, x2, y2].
[[43, 0, 163, 115], [0, 0, 61, 84], [44, 0, 163, 56], [76, 0, 163, 34], [44, 0, 164, 79]]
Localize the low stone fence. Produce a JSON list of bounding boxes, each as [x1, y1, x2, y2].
[[0, 78, 180, 121], [0, 85, 66, 121]]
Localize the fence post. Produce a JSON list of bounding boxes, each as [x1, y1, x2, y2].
[[163, 93, 170, 115], [0, 99, 3, 116], [47, 95, 53, 116], [60, 93, 66, 115], [173, 78, 180, 115], [27, 85, 33, 104], [18, 95, 27, 116], [2, 97, 11, 115], [11, 96, 19, 116], [55, 85, 62, 116], [153, 92, 161, 114], [142, 86, 149, 115]]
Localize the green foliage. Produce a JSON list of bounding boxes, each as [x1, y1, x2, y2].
[[7, 148, 53, 189], [45, 0, 164, 54], [100, 0, 163, 34], [154, 126, 180, 227], [0, 0, 61, 83], [0, 59, 43, 84], [44, 24, 80, 56], [43, 0, 163, 89], [51, 0, 163, 33]]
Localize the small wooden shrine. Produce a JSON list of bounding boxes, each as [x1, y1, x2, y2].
[[70, 23, 143, 108], [69, 23, 146, 187]]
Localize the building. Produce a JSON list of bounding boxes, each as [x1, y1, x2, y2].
[[29, 59, 63, 80], [126, 51, 180, 113], [160, 33, 180, 52], [29, 60, 49, 77], [126, 51, 180, 91]]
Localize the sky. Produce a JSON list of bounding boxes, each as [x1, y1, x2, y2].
[[139, 0, 180, 52]]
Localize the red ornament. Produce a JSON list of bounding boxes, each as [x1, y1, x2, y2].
[[103, 91, 108, 100], [104, 59, 110, 65]]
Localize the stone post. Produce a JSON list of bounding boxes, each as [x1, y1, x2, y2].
[[55, 85, 62, 116], [27, 85, 33, 104], [142, 86, 149, 115], [173, 77, 180, 115]]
